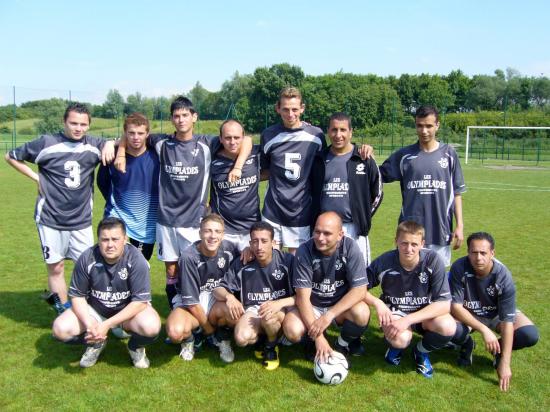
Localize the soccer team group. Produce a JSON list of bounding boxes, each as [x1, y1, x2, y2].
[[5, 87, 539, 391]]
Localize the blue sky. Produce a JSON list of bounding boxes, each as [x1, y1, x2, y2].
[[1, 0, 549, 104]]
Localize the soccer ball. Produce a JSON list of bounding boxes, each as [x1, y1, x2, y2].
[[313, 351, 349, 385]]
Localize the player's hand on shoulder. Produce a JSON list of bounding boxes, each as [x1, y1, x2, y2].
[[314, 334, 333, 364], [359, 144, 375, 160], [114, 155, 126, 173], [240, 247, 255, 264], [102, 140, 116, 166]]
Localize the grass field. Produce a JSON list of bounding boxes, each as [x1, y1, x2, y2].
[[0, 155, 549, 411]]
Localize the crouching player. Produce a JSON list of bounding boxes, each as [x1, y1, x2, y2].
[[52, 217, 161, 368], [165, 214, 240, 363], [213, 222, 295, 370], [283, 211, 370, 363], [449, 232, 539, 392], [365, 221, 457, 378]]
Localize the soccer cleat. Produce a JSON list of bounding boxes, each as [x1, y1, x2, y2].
[[303, 339, 316, 362], [80, 340, 107, 368], [179, 339, 195, 361], [278, 335, 293, 347], [384, 347, 403, 366], [128, 346, 150, 369], [193, 329, 205, 352], [218, 340, 235, 363], [457, 335, 476, 366], [41, 290, 65, 315], [254, 335, 266, 359], [263, 345, 280, 370], [333, 339, 350, 357], [413, 347, 434, 378], [112, 327, 131, 339], [348, 337, 366, 357]]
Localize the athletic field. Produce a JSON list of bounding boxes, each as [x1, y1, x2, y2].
[[0, 158, 548, 411]]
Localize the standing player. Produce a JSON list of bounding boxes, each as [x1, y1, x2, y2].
[[115, 96, 252, 306], [210, 119, 260, 250], [449, 232, 539, 392], [52, 217, 161, 368], [283, 212, 370, 362], [260, 87, 326, 253], [311, 112, 382, 265], [165, 214, 240, 363], [5, 102, 114, 313], [213, 222, 295, 370], [365, 221, 458, 378], [380, 105, 465, 266], [97, 112, 159, 260]]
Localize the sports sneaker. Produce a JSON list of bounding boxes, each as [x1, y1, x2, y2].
[[348, 337, 366, 356], [41, 290, 65, 315], [218, 340, 235, 363], [278, 335, 293, 347], [254, 335, 266, 359], [128, 346, 150, 369], [333, 339, 350, 357], [384, 347, 403, 366], [112, 327, 131, 339], [413, 347, 433, 378], [193, 329, 205, 352], [263, 345, 280, 370], [179, 339, 195, 361], [80, 341, 107, 368], [457, 335, 476, 366]]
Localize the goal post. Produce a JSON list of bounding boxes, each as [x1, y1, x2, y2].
[[465, 126, 550, 164]]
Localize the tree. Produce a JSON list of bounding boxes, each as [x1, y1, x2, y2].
[[444, 70, 472, 112], [35, 104, 65, 135], [416, 74, 455, 112], [103, 89, 125, 119]]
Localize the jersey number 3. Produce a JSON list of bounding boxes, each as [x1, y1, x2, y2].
[[284, 153, 301, 181], [64, 160, 81, 188]]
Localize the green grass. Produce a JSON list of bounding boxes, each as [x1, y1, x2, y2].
[[0, 157, 549, 411]]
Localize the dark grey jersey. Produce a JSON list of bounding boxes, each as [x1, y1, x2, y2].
[[69, 244, 151, 318], [210, 146, 261, 234], [261, 122, 326, 227], [320, 150, 354, 222], [9, 133, 105, 230], [380, 142, 466, 246], [150, 133, 220, 228], [450, 256, 516, 322], [293, 237, 367, 308], [177, 240, 239, 307], [367, 249, 450, 314], [220, 249, 294, 309]]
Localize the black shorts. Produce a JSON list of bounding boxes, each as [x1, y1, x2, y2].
[[129, 238, 155, 261]]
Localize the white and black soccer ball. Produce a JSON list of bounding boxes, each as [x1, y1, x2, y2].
[[313, 351, 349, 385]]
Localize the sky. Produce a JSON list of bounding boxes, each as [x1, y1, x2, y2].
[[1, 0, 549, 104]]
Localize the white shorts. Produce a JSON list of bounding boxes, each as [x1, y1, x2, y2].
[[156, 224, 200, 262], [426, 244, 452, 267], [224, 232, 250, 252], [262, 216, 309, 249], [311, 305, 339, 327], [342, 222, 371, 266], [474, 310, 520, 330], [36, 224, 93, 264], [172, 291, 216, 316], [87, 304, 121, 329]]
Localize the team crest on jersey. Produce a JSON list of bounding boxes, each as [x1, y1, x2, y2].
[[438, 157, 448, 169], [118, 268, 128, 280], [191, 148, 200, 157], [245, 158, 254, 165], [355, 164, 366, 175], [418, 271, 428, 284], [272, 269, 284, 280], [486, 285, 496, 297], [217, 257, 226, 268], [335, 258, 343, 271]]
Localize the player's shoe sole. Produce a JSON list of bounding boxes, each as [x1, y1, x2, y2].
[[179, 339, 195, 361], [218, 340, 235, 363], [457, 335, 476, 367], [263, 345, 280, 371], [384, 347, 403, 366], [80, 340, 107, 368], [413, 347, 433, 378]]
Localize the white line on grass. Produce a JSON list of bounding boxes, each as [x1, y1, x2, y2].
[[469, 181, 550, 189], [469, 187, 550, 192]]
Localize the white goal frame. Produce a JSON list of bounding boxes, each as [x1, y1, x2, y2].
[[465, 126, 550, 164]]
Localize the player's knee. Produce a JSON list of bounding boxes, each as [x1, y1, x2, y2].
[[513, 325, 539, 350], [349, 302, 370, 326], [47, 261, 65, 277], [388, 332, 412, 349], [427, 315, 456, 336], [282, 319, 305, 343], [52, 318, 75, 341], [166, 321, 190, 342], [138, 317, 161, 337], [234, 328, 255, 347]]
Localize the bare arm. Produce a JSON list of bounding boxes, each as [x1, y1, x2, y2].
[[71, 296, 97, 331], [295, 288, 317, 331], [213, 287, 244, 320], [114, 136, 127, 173], [186, 304, 215, 334], [228, 136, 253, 183], [4, 154, 39, 185], [452, 194, 464, 249], [259, 296, 296, 320], [451, 303, 500, 354], [364, 290, 393, 326], [498, 321, 514, 392]]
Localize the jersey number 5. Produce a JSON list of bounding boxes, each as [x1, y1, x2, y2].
[[64, 160, 81, 188], [284, 153, 301, 181]]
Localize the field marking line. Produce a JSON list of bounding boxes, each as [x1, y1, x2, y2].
[[469, 181, 550, 189]]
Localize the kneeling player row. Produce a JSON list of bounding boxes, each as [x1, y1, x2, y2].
[[52, 215, 538, 392]]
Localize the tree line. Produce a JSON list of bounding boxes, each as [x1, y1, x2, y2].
[[1, 64, 549, 134]]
